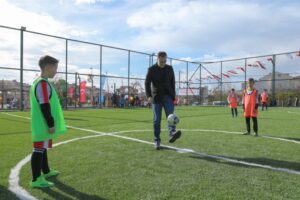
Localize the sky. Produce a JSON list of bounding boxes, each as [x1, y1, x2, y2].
[[0, 0, 300, 88]]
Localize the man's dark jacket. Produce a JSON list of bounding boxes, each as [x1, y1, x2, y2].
[[145, 63, 176, 104]]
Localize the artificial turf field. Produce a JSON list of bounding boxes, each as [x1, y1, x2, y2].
[[0, 106, 299, 200]]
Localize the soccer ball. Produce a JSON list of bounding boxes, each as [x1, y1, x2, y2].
[[167, 114, 180, 126]]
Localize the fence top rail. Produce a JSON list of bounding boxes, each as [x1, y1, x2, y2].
[[199, 50, 300, 64], [0, 25, 200, 64]]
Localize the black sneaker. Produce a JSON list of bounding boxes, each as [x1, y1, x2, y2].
[[169, 130, 182, 143], [243, 132, 250, 135], [154, 140, 161, 150]]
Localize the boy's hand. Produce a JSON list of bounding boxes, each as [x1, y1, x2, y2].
[[49, 127, 56, 134]]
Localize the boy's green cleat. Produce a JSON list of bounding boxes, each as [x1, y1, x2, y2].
[[30, 176, 54, 188], [43, 169, 59, 178]]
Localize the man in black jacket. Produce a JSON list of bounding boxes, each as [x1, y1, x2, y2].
[[145, 51, 181, 150]]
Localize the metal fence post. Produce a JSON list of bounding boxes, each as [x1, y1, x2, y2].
[[244, 58, 247, 90], [128, 50, 131, 105], [220, 61, 223, 103], [272, 55, 276, 105], [65, 39, 68, 109], [74, 72, 77, 109], [199, 64, 202, 104], [179, 71, 181, 91], [186, 62, 188, 105], [20, 26, 25, 111], [99, 45, 103, 108]]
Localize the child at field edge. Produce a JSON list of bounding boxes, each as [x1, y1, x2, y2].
[[227, 88, 238, 117], [30, 55, 67, 188]]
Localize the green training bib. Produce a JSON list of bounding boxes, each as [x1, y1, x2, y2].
[[30, 77, 67, 142]]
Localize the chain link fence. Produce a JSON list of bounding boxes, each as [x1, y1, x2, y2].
[[0, 25, 299, 110]]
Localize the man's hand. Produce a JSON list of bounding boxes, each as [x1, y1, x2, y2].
[[49, 127, 56, 134], [148, 97, 152, 104]]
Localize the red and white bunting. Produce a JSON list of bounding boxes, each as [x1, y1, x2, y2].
[[267, 57, 275, 65], [222, 73, 230, 78], [256, 61, 266, 69], [227, 70, 238, 75], [212, 74, 221, 80], [236, 67, 245, 72]]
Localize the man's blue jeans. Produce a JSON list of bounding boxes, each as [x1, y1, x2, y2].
[[152, 95, 176, 142]]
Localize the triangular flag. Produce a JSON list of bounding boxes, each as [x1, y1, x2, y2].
[[212, 74, 220, 80], [236, 67, 245, 72], [267, 57, 275, 65], [222, 73, 230, 78], [256, 61, 266, 69], [227, 70, 238, 74]]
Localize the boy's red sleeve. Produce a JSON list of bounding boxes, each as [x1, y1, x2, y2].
[[36, 80, 54, 128]]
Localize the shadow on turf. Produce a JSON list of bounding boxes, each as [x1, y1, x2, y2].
[[0, 185, 19, 200], [189, 155, 300, 171], [40, 178, 107, 200]]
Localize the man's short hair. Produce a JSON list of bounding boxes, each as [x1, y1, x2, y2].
[[157, 51, 167, 57], [248, 78, 255, 82], [231, 88, 235, 91], [39, 55, 59, 69]]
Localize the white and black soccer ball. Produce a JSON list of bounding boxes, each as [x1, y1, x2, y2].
[[167, 114, 180, 126]]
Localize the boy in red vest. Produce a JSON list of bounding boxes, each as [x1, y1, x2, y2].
[[242, 78, 259, 137], [227, 88, 238, 117], [261, 89, 268, 111]]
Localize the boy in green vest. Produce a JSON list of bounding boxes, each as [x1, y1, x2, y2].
[[30, 55, 67, 188]]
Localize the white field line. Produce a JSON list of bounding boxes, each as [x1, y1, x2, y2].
[[3, 112, 299, 144], [180, 129, 300, 144], [287, 111, 300, 115], [8, 134, 106, 200], [2, 112, 300, 200], [108, 133, 300, 175]]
